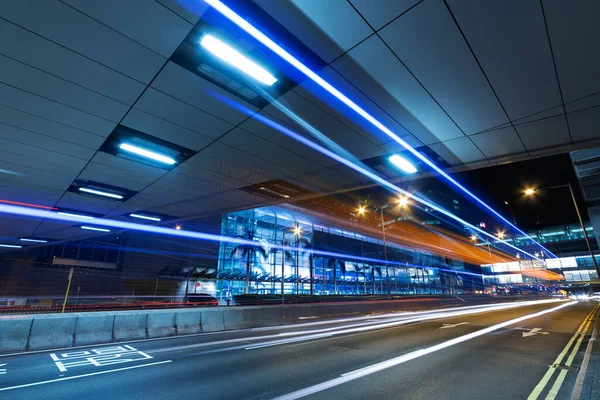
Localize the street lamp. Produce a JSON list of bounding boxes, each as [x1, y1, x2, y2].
[[398, 197, 409, 207], [470, 235, 477, 242], [357, 205, 366, 215], [497, 231, 506, 240], [374, 203, 392, 296], [524, 183, 600, 278]]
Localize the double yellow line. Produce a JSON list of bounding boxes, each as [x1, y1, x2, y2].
[[528, 304, 599, 400]]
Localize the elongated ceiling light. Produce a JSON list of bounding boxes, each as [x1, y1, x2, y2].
[[200, 34, 277, 86], [81, 226, 110, 233], [79, 188, 123, 200], [57, 212, 95, 220], [0, 244, 22, 249], [389, 155, 417, 174], [119, 143, 176, 165], [19, 238, 48, 243], [130, 213, 161, 222], [193, 0, 554, 258]]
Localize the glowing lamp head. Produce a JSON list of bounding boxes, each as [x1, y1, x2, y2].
[[524, 188, 536, 196], [357, 205, 366, 215], [470, 235, 477, 242], [293, 227, 302, 236], [175, 225, 182, 231], [497, 231, 506, 239], [398, 197, 409, 207]]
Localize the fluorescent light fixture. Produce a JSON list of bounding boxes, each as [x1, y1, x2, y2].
[[200, 34, 277, 86], [81, 226, 110, 233], [543, 231, 564, 237], [259, 187, 290, 198], [130, 213, 161, 222], [57, 212, 95, 220], [79, 188, 123, 200], [19, 238, 48, 243], [0, 244, 22, 249], [119, 143, 176, 165], [389, 155, 417, 174]]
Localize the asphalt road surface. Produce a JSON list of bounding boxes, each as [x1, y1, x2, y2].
[[0, 299, 597, 400]]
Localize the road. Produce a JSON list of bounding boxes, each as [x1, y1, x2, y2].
[[0, 299, 597, 400]]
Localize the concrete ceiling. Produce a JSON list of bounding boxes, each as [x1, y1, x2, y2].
[[1, 0, 600, 246]]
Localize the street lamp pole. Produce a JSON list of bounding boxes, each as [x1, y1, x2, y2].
[[526, 183, 600, 278], [566, 182, 600, 277]]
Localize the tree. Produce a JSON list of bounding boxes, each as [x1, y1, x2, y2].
[[230, 229, 268, 294], [327, 257, 346, 294], [371, 266, 382, 294]]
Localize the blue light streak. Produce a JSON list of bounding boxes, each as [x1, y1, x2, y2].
[[209, 91, 542, 261], [182, 0, 555, 258], [0, 203, 494, 277]]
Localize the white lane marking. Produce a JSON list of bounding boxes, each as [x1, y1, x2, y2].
[[440, 322, 469, 329], [0, 360, 172, 392], [272, 302, 575, 400], [522, 328, 550, 337], [297, 316, 318, 320], [50, 345, 152, 372], [0, 363, 6, 375], [0, 299, 562, 358]]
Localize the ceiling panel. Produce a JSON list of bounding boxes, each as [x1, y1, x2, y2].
[[133, 87, 233, 141], [34, 221, 87, 239], [379, 136, 423, 155], [379, 0, 508, 134], [470, 127, 526, 159], [150, 191, 261, 217], [0, 136, 89, 170], [56, 191, 122, 214], [544, 0, 600, 103], [254, 0, 365, 63], [447, 0, 561, 120], [0, 183, 63, 205], [156, 0, 203, 25], [0, 19, 145, 105], [0, 162, 76, 190], [122, 108, 213, 152], [0, 215, 43, 238], [349, 0, 419, 30], [0, 54, 129, 122], [0, 0, 166, 83], [0, 122, 96, 160], [77, 170, 148, 193], [171, 162, 246, 190], [429, 137, 486, 166], [0, 81, 116, 137], [334, 35, 464, 144], [0, 105, 105, 149], [516, 115, 570, 151], [220, 128, 321, 174], [89, 152, 166, 180], [565, 93, 600, 114], [62, 0, 193, 58], [151, 62, 256, 125], [0, 149, 82, 177], [568, 107, 600, 143]]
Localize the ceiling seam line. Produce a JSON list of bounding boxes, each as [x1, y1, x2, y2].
[[0, 17, 150, 87], [345, 0, 490, 164], [0, 80, 120, 124], [539, 0, 574, 145], [154, 0, 196, 25], [0, 53, 132, 108], [0, 120, 102, 152], [443, 0, 529, 156], [57, 0, 171, 59]]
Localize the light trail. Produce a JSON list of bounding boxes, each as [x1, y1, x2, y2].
[[273, 300, 575, 400], [181, 0, 555, 259]]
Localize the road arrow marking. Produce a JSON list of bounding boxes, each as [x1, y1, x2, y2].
[[0, 363, 6, 375], [440, 322, 469, 329], [522, 328, 550, 337]]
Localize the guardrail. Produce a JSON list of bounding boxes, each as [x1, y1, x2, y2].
[[0, 295, 546, 353]]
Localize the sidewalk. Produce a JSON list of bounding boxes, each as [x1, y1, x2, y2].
[[577, 308, 600, 400]]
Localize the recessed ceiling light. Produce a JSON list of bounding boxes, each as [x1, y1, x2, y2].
[[79, 187, 123, 200], [389, 155, 417, 174], [81, 226, 110, 233], [57, 211, 95, 220], [119, 143, 176, 165], [0, 244, 22, 248], [200, 34, 277, 86], [19, 238, 48, 243], [130, 213, 161, 222], [259, 187, 290, 198]]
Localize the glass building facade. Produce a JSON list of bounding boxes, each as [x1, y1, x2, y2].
[[216, 206, 469, 300]]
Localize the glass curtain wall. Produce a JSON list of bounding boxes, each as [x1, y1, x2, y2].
[[216, 207, 467, 299]]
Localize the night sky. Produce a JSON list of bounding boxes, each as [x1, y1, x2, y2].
[[451, 153, 584, 231]]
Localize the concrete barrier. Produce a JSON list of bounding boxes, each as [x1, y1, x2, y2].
[[28, 314, 77, 350], [147, 311, 176, 338], [201, 309, 224, 332], [74, 313, 114, 346], [0, 296, 548, 353], [175, 310, 202, 335], [0, 317, 33, 352], [113, 313, 147, 341]]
